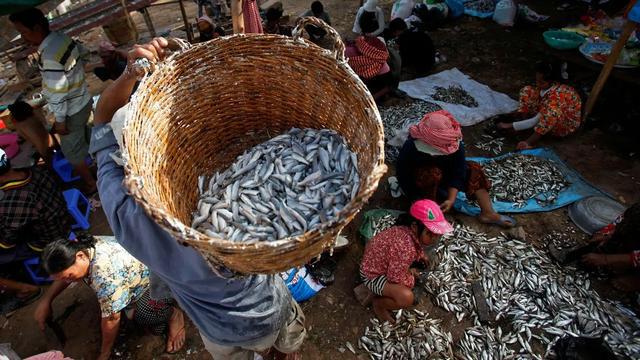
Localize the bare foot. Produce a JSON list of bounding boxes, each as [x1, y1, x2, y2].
[[372, 302, 395, 324], [612, 275, 640, 293], [478, 212, 515, 228], [166, 307, 185, 353]]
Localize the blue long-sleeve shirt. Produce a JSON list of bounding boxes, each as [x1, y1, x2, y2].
[[89, 124, 289, 346]]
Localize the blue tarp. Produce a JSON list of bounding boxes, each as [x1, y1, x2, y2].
[[453, 148, 612, 215]]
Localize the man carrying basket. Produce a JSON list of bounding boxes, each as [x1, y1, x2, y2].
[[89, 38, 306, 359]]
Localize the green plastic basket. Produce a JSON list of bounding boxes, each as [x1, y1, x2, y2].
[[543, 30, 585, 50]]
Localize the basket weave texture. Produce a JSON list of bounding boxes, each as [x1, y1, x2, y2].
[[122, 19, 387, 274]]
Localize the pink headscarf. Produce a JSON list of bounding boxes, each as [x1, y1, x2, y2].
[[409, 110, 462, 155]]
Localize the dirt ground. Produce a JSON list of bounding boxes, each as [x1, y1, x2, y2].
[[2, 0, 640, 358]]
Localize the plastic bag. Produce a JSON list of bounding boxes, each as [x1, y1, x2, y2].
[[359, 209, 405, 240], [493, 0, 516, 26], [391, 0, 416, 20], [445, 0, 464, 18], [279, 267, 324, 302]]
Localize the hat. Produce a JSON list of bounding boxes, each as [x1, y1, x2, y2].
[[0, 148, 8, 171], [410, 199, 453, 235], [363, 0, 378, 12]]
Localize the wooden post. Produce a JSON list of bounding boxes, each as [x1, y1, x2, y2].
[[582, 20, 636, 121], [141, 7, 157, 37], [178, 0, 194, 43], [119, 0, 139, 41], [231, 0, 245, 34]]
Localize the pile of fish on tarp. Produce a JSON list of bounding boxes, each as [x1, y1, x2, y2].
[[379, 100, 441, 162], [423, 225, 640, 359], [192, 128, 360, 242], [432, 85, 479, 108], [477, 154, 570, 208]]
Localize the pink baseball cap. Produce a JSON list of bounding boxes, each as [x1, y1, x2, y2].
[[409, 199, 453, 235]]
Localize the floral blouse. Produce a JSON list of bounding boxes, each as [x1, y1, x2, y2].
[[360, 226, 423, 288], [518, 84, 582, 137], [85, 236, 150, 317]]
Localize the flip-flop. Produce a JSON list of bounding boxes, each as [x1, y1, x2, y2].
[[481, 214, 516, 228]]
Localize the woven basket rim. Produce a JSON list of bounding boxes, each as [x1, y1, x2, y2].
[[121, 33, 387, 256]]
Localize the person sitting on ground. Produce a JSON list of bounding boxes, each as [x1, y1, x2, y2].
[[35, 236, 185, 358], [496, 60, 582, 150], [264, 4, 293, 36], [93, 41, 128, 82], [197, 15, 216, 42], [353, 0, 385, 37], [0, 148, 71, 310], [10, 8, 97, 194], [90, 37, 305, 359], [347, 12, 395, 101], [8, 100, 55, 166], [396, 110, 516, 228], [360, 199, 452, 323], [383, 17, 407, 41], [302, 1, 331, 25], [553, 202, 640, 292]]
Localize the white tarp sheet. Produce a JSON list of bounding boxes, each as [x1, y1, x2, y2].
[[398, 68, 519, 126]]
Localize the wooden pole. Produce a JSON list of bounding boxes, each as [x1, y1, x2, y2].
[[141, 7, 157, 37], [582, 20, 636, 121], [178, 0, 194, 43], [231, 0, 245, 34]]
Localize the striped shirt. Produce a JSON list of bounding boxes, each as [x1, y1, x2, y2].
[[37, 31, 91, 122]]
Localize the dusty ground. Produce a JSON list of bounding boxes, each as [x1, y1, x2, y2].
[[2, 0, 640, 358]]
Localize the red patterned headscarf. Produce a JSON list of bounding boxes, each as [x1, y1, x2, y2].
[[409, 110, 462, 155], [348, 36, 389, 79]]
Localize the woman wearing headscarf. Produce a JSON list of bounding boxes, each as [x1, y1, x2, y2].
[[347, 11, 395, 101], [396, 110, 516, 227]]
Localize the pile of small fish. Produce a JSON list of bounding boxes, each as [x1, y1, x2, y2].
[[369, 214, 398, 238], [356, 310, 454, 359], [464, 0, 496, 13], [543, 230, 580, 251], [192, 128, 360, 242], [479, 154, 569, 207], [379, 100, 441, 161], [432, 85, 478, 108], [474, 134, 505, 155], [424, 225, 640, 358]]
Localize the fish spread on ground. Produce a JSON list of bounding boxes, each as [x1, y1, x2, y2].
[[424, 225, 640, 359], [379, 100, 441, 162], [192, 128, 360, 242], [475, 154, 570, 208]]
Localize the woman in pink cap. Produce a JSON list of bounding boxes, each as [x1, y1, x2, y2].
[[360, 199, 452, 323], [396, 109, 515, 227]]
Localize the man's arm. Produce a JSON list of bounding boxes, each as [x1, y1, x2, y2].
[[90, 38, 203, 277]]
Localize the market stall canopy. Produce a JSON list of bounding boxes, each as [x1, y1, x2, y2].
[[0, 0, 53, 16]]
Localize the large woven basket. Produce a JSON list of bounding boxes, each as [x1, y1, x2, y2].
[[122, 18, 387, 274]]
